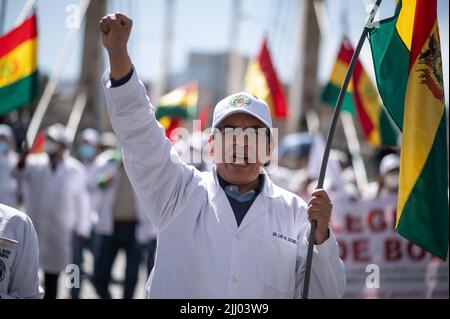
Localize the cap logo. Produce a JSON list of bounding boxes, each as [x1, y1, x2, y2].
[[230, 95, 251, 108]]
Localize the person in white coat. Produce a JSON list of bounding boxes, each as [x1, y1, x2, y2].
[[92, 137, 155, 299], [71, 128, 102, 299], [0, 124, 19, 208], [99, 13, 345, 299], [0, 203, 43, 299], [16, 124, 91, 299]]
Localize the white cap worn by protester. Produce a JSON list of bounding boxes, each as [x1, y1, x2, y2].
[[100, 131, 118, 148], [379, 153, 400, 175], [0, 124, 14, 143], [46, 123, 70, 146], [81, 128, 100, 146], [212, 92, 272, 130]]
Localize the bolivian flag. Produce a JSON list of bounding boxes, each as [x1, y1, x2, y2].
[[0, 14, 38, 116], [369, 0, 448, 259], [156, 82, 198, 139], [320, 38, 398, 147], [244, 38, 287, 118]]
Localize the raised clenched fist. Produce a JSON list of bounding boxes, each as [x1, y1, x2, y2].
[[99, 13, 133, 80], [99, 12, 132, 55]]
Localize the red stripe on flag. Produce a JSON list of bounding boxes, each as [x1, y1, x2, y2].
[[0, 14, 37, 57], [257, 39, 288, 118], [352, 61, 375, 137], [409, 0, 437, 70], [166, 118, 182, 142], [29, 131, 45, 154], [198, 105, 211, 131], [338, 38, 375, 139], [337, 38, 354, 64]]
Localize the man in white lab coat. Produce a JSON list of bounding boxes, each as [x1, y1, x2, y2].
[[16, 124, 91, 299], [70, 128, 102, 299], [99, 13, 345, 298], [0, 203, 43, 299]]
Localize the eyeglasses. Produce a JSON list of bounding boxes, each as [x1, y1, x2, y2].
[[214, 126, 270, 139]]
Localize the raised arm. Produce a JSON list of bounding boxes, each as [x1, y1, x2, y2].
[[99, 13, 133, 81], [99, 13, 202, 229]]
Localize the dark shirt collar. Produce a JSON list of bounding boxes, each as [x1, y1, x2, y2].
[[217, 172, 264, 195]]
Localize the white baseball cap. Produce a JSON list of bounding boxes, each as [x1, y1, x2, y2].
[[81, 128, 100, 146], [212, 92, 272, 130], [100, 132, 118, 148], [379, 153, 400, 175], [46, 123, 70, 146], [0, 124, 14, 143]]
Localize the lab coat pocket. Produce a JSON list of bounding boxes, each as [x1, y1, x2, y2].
[[0, 237, 18, 287], [257, 231, 297, 293]]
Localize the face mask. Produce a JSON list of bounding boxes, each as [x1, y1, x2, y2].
[[0, 140, 9, 154], [79, 144, 96, 160], [45, 140, 60, 155], [384, 173, 399, 191]]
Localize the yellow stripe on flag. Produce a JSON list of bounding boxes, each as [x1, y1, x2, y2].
[[159, 83, 198, 108], [396, 22, 445, 226], [159, 116, 171, 129], [396, 0, 417, 50], [329, 59, 354, 93], [244, 59, 274, 116], [356, 71, 382, 147], [0, 38, 37, 87]]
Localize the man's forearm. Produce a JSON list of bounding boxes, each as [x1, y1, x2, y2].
[[108, 51, 132, 81]]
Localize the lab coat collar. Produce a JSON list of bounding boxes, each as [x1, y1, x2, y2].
[[208, 166, 284, 231]]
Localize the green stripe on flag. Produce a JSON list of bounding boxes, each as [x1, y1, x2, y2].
[[379, 108, 399, 146], [397, 115, 449, 260], [369, 8, 409, 131], [320, 82, 356, 115], [0, 71, 37, 116], [155, 106, 193, 119]]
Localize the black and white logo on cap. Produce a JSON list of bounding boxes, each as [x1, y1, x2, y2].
[[0, 259, 5, 282]]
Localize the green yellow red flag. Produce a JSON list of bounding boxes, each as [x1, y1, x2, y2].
[[0, 14, 38, 115], [369, 0, 448, 259], [321, 38, 398, 147], [244, 38, 287, 118]]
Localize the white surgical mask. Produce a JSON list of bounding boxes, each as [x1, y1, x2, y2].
[[384, 173, 399, 191], [45, 140, 60, 155], [79, 144, 96, 160], [0, 140, 9, 154]]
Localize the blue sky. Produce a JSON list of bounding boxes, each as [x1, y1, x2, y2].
[[2, 0, 449, 102]]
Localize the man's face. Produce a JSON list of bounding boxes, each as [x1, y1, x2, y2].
[[210, 113, 272, 185], [382, 168, 400, 192], [45, 137, 66, 158], [79, 139, 99, 161]]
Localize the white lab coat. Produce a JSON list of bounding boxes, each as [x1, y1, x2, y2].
[[93, 149, 156, 244], [0, 151, 18, 208], [82, 160, 102, 227], [0, 203, 43, 298], [103, 69, 346, 299], [18, 153, 91, 273]]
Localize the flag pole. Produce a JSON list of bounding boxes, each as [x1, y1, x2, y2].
[[340, 112, 368, 191], [0, 0, 7, 34], [65, 92, 88, 146], [302, 0, 382, 299], [14, 0, 37, 27], [26, 0, 91, 147]]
